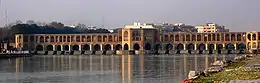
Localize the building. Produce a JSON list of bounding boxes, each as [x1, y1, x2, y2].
[[195, 23, 229, 33], [14, 23, 260, 54]]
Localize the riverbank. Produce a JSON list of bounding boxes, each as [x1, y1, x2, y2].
[[193, 55, 260, 82]]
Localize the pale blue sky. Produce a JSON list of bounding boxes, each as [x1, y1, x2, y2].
[[0, 0, 260, 31]]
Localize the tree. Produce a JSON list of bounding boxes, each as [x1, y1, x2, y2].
[[48, 21, 64, 28], [26, 20, 35, 25]]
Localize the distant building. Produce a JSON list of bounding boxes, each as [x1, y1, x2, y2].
[[195, 23, 229, 33]]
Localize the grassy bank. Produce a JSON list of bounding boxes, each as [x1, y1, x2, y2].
[[194, 59, 260, 83]]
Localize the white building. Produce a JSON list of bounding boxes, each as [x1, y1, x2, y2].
[[195, 23, 229, 33]]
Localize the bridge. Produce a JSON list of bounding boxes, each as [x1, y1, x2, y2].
[[14, 28, 259, 55]]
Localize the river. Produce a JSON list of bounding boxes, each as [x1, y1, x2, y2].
[[0, 54, 237, 83]]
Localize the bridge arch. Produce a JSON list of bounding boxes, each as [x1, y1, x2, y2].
[[198, 43, 206, 50], [46, 45, 53, 51], [94, 44, 101, 51], [123, 44, 129, 50], [165, 43, 173, 50], [115, 44, 122, 50], [217, 44, 223, 50], [82, 44, 90, 50], [104, 44, 112, 51], [176, 43, 184, 51], [36, 45, 43, 51], [144, 43, 151, 50], [133, 43, 140, 50], [226, 43, 235, 50], [187, 43, 195, 50], [208, 44, 214, 50], [237, 43, 246, 50], [63, 45, 70, 51], [72, 45, 79, 51], [154, 44, 162, 50], [56, 45, 61, 51]]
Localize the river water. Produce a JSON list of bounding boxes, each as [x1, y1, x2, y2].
[[0, 54, 237, 83]]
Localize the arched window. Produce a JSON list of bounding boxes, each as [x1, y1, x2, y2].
[[124, 31, 128, 41]]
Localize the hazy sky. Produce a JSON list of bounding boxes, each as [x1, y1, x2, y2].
[[0, 0, 260, 31]]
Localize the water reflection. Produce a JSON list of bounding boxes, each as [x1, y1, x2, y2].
[[0, 54, 237, 83]]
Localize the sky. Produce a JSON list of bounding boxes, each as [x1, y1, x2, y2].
[[0, 0, 260, 31]]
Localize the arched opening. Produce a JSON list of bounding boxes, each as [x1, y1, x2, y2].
[[208, 34, 212, 41], [87, 36, 91, 42], [72, 45, 79, 51], [115, 44, 122, 50], [226, 43, 235, 54], [81, 36, 86, 42], [83, 44, 90, 50], [46, 45, 53, 51], [123, 44, 129, 50], [30, 36, 34, 42], [170, 35, 174, 41], [50, 36, 55, 42], [252, 34, 256, 40], [76, 36, 80, 42], [36, 45, 43, 51], [56, 45, 61, 51], [176, 43, 184, 54], [154, 44, 162, 50], [133, 43, 140, 50], [67, 36, 70, 42], [23, 44, 29, 50], [226, 43, 235, 50], [98, 35, 102, 42], [59, 36, 62, 42], [192, 35, 196, 41], [103, 35, 107, 42], [94, 44, 101, 51], [197, 35, 201, 41], [40, 36, 44, 42], [187, 43, 194, 50], [176, 43, 184, 50], [165, 44, 173, 50], [186, 35, 190, 41], [198, 43, 205, 54], [208, 44, 214, 50], [104, 44, 111, 51], [225, 34, 230, 41], [217, 34, 220, 41], [217, 44, 223, 54], [212, 34, 216, 41], [208, 44, 214, 54], [144, 43, 151, 50], [124, 31, 128, 41], [237, 34, 242, 41], [63, 45, 70, 51], [247, 34, 251, 40], [114, 36, 118, 42], [231, 34, 235, 41], [45, 36, 49, 42], [175, 35, 179, 41], [238, 43, 246, 54], [164, 35, 169, 41], [187, 43, 194, 54], [63, 36, 66, 42], [108, 35, 113, 42]]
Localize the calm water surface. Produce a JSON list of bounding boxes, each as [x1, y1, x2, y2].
[[0, 54, 237, 83]]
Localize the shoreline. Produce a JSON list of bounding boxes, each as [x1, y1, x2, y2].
[[189, 54, 260, 83]]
